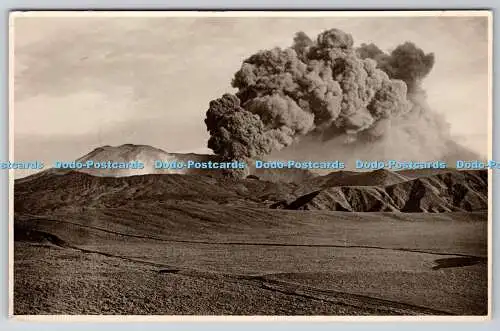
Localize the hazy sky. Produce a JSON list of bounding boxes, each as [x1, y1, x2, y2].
[[13, 13, 490, 164]]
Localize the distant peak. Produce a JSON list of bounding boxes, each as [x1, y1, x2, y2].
[[119, 143, 144, 148], [89, 144, 166, 152], [76, 144, 170, 162]]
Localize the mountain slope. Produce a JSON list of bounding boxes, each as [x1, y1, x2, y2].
[[14, 171, 302, 215], [15, 166, 487, 214], [19, 144, 318, 184], [311, 169, 409, 188], [286, 170, 487, 212]]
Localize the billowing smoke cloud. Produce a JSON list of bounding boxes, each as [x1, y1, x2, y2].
[[205, 94, 272, 160], [357, 41, 435, 94], [205, 28, 477, 168]]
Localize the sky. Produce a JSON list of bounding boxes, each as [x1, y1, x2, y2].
[[13, 13, 490, 168]]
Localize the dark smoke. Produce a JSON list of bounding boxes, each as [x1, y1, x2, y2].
[[205, 94, 272, 161], [205, 28, 477, 168], [358, 42, 435, 94]]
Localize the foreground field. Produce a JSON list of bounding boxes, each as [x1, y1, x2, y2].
[[14, 205, 488, 315]]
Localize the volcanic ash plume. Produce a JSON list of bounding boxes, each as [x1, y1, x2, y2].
[[205, 28, 473, 168]]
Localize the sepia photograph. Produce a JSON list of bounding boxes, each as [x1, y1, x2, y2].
[[9, 11, 491, 319]]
